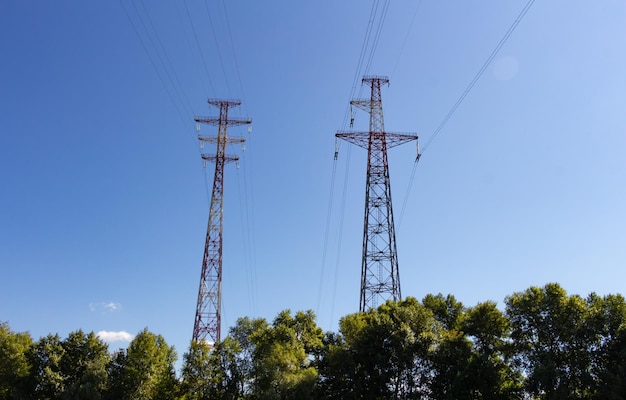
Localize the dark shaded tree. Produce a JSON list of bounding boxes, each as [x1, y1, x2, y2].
[[248, 310, 322, 400], [587, 293, 626, 400], [318, 297, 436, 399], [506, 283, 595, 399], [25, 333, 65, 399], [462, 302, 523, 399], [105, 328, 177, 400], [422, 293, 464, 331], [180, 337, 245, 400], [59, 330, 110, 400], [0, 322, 33, 399]]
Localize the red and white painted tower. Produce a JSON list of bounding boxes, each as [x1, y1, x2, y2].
[[336, 76, 418, 312], [193, 99, 251, 344]]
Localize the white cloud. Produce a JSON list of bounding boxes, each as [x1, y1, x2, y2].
[[97, 331, 134, 342], [103, 302, 120, 311], [89, 301, 122, 313]]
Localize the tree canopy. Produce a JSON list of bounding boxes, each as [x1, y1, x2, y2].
[[2, 283, 626, 399]]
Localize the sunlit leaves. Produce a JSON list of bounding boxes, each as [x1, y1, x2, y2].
[[3, 283, 626, 399], [0, 322, 33, 399]]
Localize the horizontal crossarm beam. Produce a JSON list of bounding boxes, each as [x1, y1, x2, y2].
[[336, 131, 418, 149], [201, 154, 239, 163], [194, 116, 252, 126], [198, 135, 246, 144]]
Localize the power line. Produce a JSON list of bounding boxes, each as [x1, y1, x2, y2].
[[323, 0, 397, 321], [202, 0, 232, 98], [421, 0, 537, 154], [363, 0, 391, 77], [182, 0, 216, 97], [392, 0, 423, 76], [330, 146, 352, 325], [396, 0, 536, 231], [221, 0, 249, 117], [316, 147, 339, 313], [341, 1, 380, 130], [137, 0, 196, 117], [119, 0, 190, 130]]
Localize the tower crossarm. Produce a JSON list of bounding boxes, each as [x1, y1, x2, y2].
[[194, 116, 252, 126], [362, 75, 389, 85], [198, 136, 246, 144], [207, 98, 242, 108], [350, 99, 380, 112], [201, 154, 239, 163], [350, 99, 380, 113], [336, 131, 418, 149]]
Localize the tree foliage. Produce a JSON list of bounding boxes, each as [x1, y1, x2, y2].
[[2, 283, 626, 399], [506, 283, 596, 399], [0, 322, 32, 399], [107, 328, 178, 400]]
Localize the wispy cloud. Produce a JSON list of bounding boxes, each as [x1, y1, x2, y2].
[[89, 301, 122, 313], [97, 331, 134, 342], [103, 302, 120, 311]]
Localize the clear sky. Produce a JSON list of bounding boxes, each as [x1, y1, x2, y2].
[[2, 0, 625, 369]]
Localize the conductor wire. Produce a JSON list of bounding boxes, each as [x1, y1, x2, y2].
[[421, 0, 536, 154]]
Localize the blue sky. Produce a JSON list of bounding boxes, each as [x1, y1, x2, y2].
[[1, 0, 626, 368]]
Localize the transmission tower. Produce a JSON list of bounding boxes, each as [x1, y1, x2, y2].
[[193, 99, 251, 344], [336, 76, 418, 312]]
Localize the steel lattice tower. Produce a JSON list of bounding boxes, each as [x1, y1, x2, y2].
[[336, 76, 418, 312], [193, 99, 251, 344]]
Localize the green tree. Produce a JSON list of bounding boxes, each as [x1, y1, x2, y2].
[[105, 328, 177, 400], [422, 293, 464, 331], [180, 340, 213, 400], [421, 297, 522, 400], [506, 283, 595, 399], [59, 330, 110, 400], [180, 337, 245, 400], [423, 295, 474, 400], [318, 298, 436, 399], [315, 332, 354, 400], [104, 349, 128, 400], [587, 293, 626, 399], [0, 322, 33, 399], [25, 334, 66, 399], [249, 310, 322, 400], [428, 329, 474, 400], [462, 301, 523, 399]]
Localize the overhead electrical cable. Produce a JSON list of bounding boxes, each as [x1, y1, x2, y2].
[[329, 147, 352, 326], [316, 150, 339, 313], [137, 0, 196, 117], [221, 0, 249, 118], [207, 0, 258, 315], [420, 0, 537, 154], [363, 0, 391, 77], [322, 0, 395, 321], [123, 0, 256, 323], [320, 0, 381, 306], [341, 0, 379, 129], [391, 0, 422, 76], [183, 0, 216, 97], [119, 0, 190, 130], [397, 0, 536, 230], [202, 0, 232, 98], [237, 167, 257, 316], [240, 152, 259, 317]]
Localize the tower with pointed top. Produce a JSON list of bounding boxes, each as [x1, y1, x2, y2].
[[193, 99, 251, 344], [336, 76, 418, 312]]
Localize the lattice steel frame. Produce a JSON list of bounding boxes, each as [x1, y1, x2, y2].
[[336, 76, 418, 312], [193, 99, 251, 343]]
